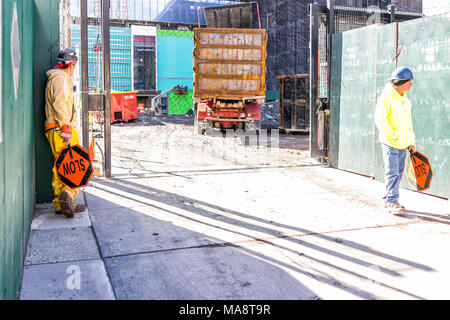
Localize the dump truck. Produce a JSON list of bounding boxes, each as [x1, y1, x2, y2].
[[193, 27, 267, 133]]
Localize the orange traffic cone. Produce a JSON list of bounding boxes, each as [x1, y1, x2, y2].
[[89, 138, 97, 162], [89, 138, 103, 177], [138, 103, 145, 114]]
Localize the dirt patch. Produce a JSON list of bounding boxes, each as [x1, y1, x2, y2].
[[92, 115, 313, 173]]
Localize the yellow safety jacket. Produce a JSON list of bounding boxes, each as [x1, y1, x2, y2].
[[375, 83, 415, 150], [44, 68, 77, 131]]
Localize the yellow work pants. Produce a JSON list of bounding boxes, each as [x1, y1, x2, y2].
[[45, 127, 80, 211]]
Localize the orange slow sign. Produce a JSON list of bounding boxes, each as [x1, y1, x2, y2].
[[406, 150, 433, 192], [55, 144, 93, 189]]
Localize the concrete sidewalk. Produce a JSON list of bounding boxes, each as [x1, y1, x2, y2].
[[19, 193, 115, 300], [20, 163, 450, 300]]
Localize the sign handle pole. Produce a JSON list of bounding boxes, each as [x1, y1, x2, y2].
[[409, 149, 417, 165], [67, 143, 73, 160]]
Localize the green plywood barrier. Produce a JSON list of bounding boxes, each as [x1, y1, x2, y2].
[[330, 25, 378, 177], [34, 0, 59, 204], [169, 91, 193, 115], [396, 14, 450, 198], [1, 0, 35, 299], [329, 32, 342, 169], [374, 22, 400, 183], [330, 13, 450, 199]]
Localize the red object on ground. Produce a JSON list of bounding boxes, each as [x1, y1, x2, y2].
[[111, 91, 138, 122], [138, 103, 145, 114]]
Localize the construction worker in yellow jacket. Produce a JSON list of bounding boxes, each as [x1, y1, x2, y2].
[[45, 48, 85, 218], [375, 67, 416, 215]]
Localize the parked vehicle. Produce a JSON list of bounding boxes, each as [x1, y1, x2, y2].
[[192, 27, 267, 133]]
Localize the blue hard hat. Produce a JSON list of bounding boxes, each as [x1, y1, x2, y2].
[[57, 48, 78, 63], [388, 67, 414, 81]]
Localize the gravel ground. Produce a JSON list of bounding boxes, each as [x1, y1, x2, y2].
[[90, 114, 312, 175]]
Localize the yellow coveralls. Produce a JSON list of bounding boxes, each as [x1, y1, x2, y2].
[[44, 68, 80, 212]]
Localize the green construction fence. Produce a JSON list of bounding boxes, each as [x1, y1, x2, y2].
[[329, 13, 450, 199]]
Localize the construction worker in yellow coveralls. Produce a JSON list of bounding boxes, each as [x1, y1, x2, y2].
[[45, 48, 86, 218]]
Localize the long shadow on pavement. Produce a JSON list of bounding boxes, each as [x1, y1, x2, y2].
[[85, 178, 433, 300], [104, 178, 434, 274]]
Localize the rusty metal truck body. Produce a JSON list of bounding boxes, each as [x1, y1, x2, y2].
[[193, 27, 267, 133]]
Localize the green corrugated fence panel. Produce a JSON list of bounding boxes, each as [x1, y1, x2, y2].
[[328, 32, 342, 169], [330, 25, 378, 177], [21, 0, 35, 265], [396, 14, 450, 198], [374, 22, 399, 183], [34, 0, 59, 204], [169, 91, 193, 115], [1, 0, 35, 300], [330, 13, 450, 199]]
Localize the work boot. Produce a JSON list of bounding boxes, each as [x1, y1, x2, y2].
[[56, 204, 84, 215], [386, 203, 406, 215], [383, 201, 405, 209], [60, 190, 75, 218], [75, 204, 86, 213]]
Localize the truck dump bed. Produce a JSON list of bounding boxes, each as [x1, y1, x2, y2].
[[193, 28, 267, 100]]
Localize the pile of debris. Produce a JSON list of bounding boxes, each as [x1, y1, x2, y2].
[[260, 100, 280, 129]]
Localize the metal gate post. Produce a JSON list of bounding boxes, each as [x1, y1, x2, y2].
[[309, 3, 327, 159], [309, 3, 318, 158], [326, 0, 334, 156], [327, 0, 334, 35], [388, 4, 395, 23], [80, 0, 89, 150], [101, 0, 112, 178]]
